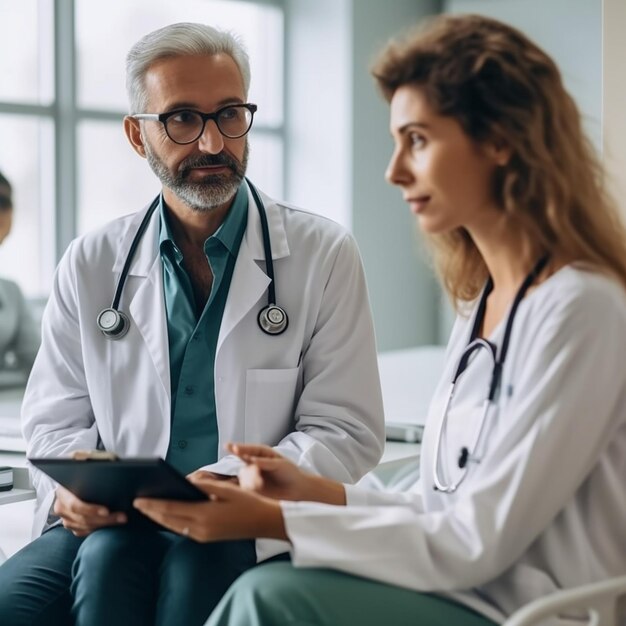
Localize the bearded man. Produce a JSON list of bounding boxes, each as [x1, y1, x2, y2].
[[0, 22, 384, 626]]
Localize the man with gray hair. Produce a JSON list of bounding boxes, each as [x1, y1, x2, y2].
[[0, 22, 384, 626]]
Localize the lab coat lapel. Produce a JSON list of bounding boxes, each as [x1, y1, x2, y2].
[[129, 256, 169, 396], [121, 201, 170, 396], [217, 186, 289, 351]]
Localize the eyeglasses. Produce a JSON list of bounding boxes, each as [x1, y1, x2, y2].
[[132, 103, 257, 145]]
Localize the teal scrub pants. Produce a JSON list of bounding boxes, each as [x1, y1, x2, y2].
[[206, 561, 498, 626], [0, 525, 256, 626]]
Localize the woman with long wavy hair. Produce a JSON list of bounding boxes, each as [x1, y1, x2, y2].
[[134, 14, 626, 625]]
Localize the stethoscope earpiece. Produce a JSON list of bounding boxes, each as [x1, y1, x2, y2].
[[97, 308, 130, 340], [258, 305, 288, 335]]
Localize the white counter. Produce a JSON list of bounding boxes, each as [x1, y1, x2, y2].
[[0, 386, 26, 453]]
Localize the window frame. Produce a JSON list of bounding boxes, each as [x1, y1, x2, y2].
[[0, 0, 287, 294]]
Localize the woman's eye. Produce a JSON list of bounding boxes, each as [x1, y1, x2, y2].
[[409, 133, 426, 149]]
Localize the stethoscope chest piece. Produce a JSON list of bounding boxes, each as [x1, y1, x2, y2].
[[258, 304, 288, 335], [97, 308, 130, 340]]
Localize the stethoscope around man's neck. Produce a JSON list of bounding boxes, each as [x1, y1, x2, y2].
[[432, 253, 550, 494], [96, 178, 289, 340]]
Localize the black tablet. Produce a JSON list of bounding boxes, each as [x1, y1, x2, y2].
[[29, 457, 208, 527]]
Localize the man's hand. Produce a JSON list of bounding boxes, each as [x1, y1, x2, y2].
[[54, 486, 127, 537]]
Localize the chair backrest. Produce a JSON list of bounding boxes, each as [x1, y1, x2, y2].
[[503, 576, 626, 626]]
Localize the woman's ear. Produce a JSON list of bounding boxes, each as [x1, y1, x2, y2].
[[484, 137, 512, 167], [123, 116, 147, 158]]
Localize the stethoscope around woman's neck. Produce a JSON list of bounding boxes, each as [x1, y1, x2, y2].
[[432, 253, 550, 494], [96, 178, 289, 340]]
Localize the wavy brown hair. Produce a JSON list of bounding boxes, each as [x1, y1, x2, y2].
[[372, 14, 626, 304]]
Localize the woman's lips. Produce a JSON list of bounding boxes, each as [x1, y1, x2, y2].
[[406, 196, 431, 214]]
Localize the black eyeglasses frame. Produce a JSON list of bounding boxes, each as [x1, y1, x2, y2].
[[131, 103, 258, 144]]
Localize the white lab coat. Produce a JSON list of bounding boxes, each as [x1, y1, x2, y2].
[[22, 184, 385, 556], [282, 266, 626, 623]]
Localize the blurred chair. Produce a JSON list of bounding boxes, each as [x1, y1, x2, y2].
[[503, 576, 626, 626]]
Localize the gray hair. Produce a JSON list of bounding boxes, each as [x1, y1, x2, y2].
[[125, 22, 251, 113]]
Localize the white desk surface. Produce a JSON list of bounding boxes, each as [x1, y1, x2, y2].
[[0, 453, 33, 505], [0, 484, 34, 505], [0, 386, 26, 453], [0, 386, 32, 507], [380, 441, 421, 465], [0, 386, 25, 411], [0, 387, 32, 505]]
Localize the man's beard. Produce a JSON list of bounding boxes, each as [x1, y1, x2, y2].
[[144, 140, 249, 212]]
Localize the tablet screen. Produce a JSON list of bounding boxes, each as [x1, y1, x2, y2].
[[29, 457, 208, 527]]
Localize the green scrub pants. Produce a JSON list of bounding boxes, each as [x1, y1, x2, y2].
[[206, 561, 498, 626]]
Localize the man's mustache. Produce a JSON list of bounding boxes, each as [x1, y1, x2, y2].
[[179, 153, 240, 178]]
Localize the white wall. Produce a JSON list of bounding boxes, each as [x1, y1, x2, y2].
[[350, 0, 442, 351], [445, 0, 602, 151], [283, 0, 352, 226], [603, 0, 626, 213], [284, 0, 443, 351]]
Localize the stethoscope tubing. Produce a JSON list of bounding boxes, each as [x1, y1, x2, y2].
[[432, 254, 550, 494], [248, 181, 277, 306], [110, 197, 159, 311], [97, 178, 287, 339]]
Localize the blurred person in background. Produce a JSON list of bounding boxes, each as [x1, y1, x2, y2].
[[0, 170, 40, 387]]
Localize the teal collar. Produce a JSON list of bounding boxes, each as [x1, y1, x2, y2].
[[158, 184, 248, 260]]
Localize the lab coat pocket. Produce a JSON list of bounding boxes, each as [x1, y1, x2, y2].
[[245, 368, 299, 443]]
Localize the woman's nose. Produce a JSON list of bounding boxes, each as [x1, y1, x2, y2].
[[385, 148, 411, 187]]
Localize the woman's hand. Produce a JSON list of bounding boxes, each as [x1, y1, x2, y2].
[[229, 443, 311, 501], [228, 443, 346, 506], [187, 469, 238, 484], [54, 486, 127, 537], [133, 476, 287, 543]]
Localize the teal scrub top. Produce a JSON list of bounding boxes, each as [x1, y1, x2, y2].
[[158, 184, 248, 474]]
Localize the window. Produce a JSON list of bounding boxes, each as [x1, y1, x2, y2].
[[0, 0, 55, 297], [0, 0, 285, 297]]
